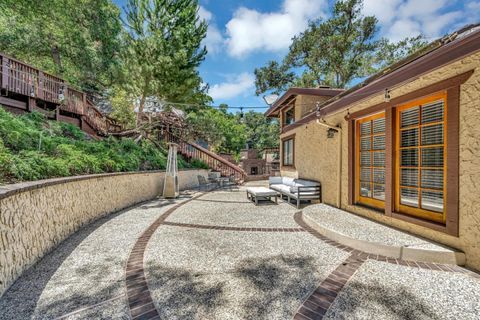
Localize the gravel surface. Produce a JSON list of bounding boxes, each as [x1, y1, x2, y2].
[[166, 189, 301, 228], [0, 194, 195, 320], [2, 182, 479, 320], [324, 259, 480, 320], [303, 203, 453, 251], [145, 188, 350, 319]]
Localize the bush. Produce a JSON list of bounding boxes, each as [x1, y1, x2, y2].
[[0, 108, 211, 184], [189, 158, 209, 169]]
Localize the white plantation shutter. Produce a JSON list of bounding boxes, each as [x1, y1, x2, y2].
[[398, 97, 445, 216], [357, 114, 386, 206]]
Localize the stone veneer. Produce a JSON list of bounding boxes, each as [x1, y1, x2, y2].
[[0, 169, 208, 297], [280, 51, 480, 271]]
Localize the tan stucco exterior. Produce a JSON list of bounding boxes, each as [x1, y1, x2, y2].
[[279, 51, 480, 271], [0, 169, 208, 297]]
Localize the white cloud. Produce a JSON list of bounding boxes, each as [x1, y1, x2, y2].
[[362, 0, 475, 42], [225, 0, 327, 58], [362, 0, 401, 24], [386, 19, 422, 42], [198, 6, 212, 21], [209, 73, 255, 100], [198, 6, 223, 54]]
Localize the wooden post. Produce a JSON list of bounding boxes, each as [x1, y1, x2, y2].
[[27, 97, 36, 112], [38, 71, 44, 100], [82, 91, 86, 115], [1, 57, 9, 90]]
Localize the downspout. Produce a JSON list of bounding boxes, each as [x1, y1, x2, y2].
[[315, 118, 342, 209]]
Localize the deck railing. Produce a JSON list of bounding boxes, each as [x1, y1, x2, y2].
[[0, 52, 118, 135], [164, 132, 247, 183]]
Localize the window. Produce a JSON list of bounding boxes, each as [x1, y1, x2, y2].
[[348, 73, 469, 235], [355, 113, 386, 209], [396, 93, 446, 223], [282, 137, 294, 166], [283, 107, 295, 126]]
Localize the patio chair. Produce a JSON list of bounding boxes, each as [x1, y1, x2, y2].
[[222, 175, 237, 191], [198, 175, 216, 191]]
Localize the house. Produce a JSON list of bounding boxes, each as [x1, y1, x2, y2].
[[265, 24, 480, 271]]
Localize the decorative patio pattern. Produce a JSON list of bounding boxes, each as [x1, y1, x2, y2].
[[125, 193, 204, 320], [293, 211, 480, 320]]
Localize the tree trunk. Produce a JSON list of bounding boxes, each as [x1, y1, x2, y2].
[[136, 77, 150, 127], [136, 93, 146, 127]]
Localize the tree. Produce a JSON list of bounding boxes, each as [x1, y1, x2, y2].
[[120, 0, 210, 125], [254, 61, 296, 96], [186, 107, 247, 154], [238, 111, 279, 150], [0, 0, 122, 91], [254, 0, 428, 95], [373, 35, 427, 70], [109, 87, 136, 129]]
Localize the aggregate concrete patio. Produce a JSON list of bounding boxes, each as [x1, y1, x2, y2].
[[0, 182, 479, 319]]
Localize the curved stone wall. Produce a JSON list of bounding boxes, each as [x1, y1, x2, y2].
[[0, 169, 208, 297]]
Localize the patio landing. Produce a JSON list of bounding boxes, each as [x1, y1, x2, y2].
[[302, 204, 465, 265]]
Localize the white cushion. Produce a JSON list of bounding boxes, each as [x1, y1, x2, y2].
[[275, 185, 292, 194], [294, 179, 320, 187], [269, 177, 283, 184], [270, 185, 282, 192], [282, 177, 295, 186]]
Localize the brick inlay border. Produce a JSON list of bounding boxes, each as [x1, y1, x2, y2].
[[295, 254, 365, 320], [293, 211, 480, 320], [163, 221, 305, 232], [125, 193, 204, 320]]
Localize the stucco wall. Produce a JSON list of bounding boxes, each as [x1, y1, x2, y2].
[[280, 51, 480, 270], [296, 95, 331, 119], [0, 169, 208, 296]]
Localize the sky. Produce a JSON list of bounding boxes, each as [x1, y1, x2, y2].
[[113, 0, 480, 112]]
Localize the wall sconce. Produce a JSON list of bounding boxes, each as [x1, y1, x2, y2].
[[327, 128, 338, 138], [384, 88, 391, 102]]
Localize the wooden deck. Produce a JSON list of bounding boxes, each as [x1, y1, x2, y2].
[[0, 52, 121, 136]]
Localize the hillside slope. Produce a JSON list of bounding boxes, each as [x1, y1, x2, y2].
[[0, 108, 205, 185]]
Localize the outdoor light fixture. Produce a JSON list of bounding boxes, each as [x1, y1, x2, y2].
[[327, 128, 338, 138], [384, 88, 391, 102]]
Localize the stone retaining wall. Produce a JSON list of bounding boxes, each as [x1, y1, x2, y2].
[[0, 169, 208, 297]]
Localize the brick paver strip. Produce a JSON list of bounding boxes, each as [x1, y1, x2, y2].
[[292, 211, 480, 320], [125, 193, 205, 320], [162, 221, 305, 232], [295, 253, 366, 320]]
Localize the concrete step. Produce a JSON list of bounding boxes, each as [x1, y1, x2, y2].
[[302, 204, 465, 265]]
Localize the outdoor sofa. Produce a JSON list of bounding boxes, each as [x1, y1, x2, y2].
[[269, 177, 321, 208]]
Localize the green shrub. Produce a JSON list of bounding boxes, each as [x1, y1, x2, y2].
[[189, 158, 209, 169], [0, 107, 213, 184]]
